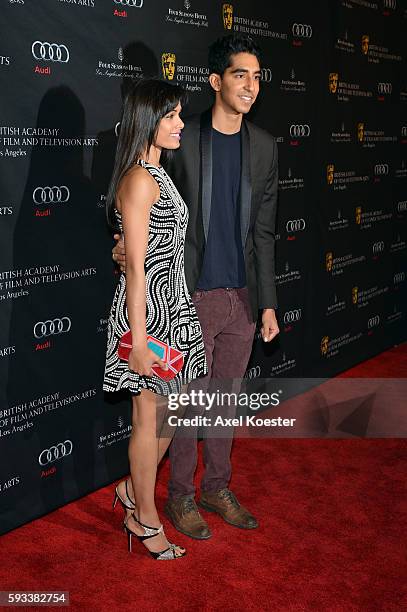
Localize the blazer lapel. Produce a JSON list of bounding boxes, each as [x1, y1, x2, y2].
[[239, 120, 252, 246], [200, 109, 213, 241]]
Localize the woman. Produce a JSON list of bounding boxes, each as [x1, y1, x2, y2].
[[103, 79, 207, 560]]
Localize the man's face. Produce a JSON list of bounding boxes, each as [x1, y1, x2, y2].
[[362, 35, 369, 55], [162, 53, 176, 80], [327, 164, 334, 185], [213, 52, 261, 115], [223, 3, 233, 30], [329, 72, 338, 94]]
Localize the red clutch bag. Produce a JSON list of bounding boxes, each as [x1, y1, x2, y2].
[[118, 330, 184, 381]]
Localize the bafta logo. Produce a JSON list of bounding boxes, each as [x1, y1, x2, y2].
[[161, 52, 176, 80], [355, 206, 362, 225], [357, 122, 365, 143], [326, 252, 333, 272], [321, 336, 329, 356], [362, 35, 370, 55], [327, 164, 334, 185], [352, 287, 359, 305], [329, 72, 338, 94], [222, 3, 233, 30]]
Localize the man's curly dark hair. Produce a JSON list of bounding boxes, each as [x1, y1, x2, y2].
[[208, 34, 262, 76]]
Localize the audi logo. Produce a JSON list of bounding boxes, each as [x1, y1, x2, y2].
[[39, 440, 73, 466], [261, 68, 272, 83], [33, 317, 72, 339], [32, 186, 70, 205], [401, 127, 407, 137], [372, 241, 385, 254], [245, 366, 261, 379], [113, 0, 144, 6], [368, 315, 380, 329], [114, 121, 121, 137], [286, 219, 306, 232], [292, 23, 313, 38], [377, 82, 392, 95], [383, 0, 396, 9], [374, 164, 389, 175], [283, 309, 302, 324], [289, 124, 310, 138], [32, 41, 70, 63], [397, 201, 407, 212], [394, 272, 405, 283]]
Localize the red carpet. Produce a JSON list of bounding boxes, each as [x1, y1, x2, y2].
[[1, 344, 406, 611]]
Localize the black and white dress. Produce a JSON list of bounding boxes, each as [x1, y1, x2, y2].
[[103, 160, 207, 396]]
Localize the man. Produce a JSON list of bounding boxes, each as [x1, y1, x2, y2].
[[113, 34, 279, 539]]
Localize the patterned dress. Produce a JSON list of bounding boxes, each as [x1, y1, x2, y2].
[[103, 160, 207, 396]]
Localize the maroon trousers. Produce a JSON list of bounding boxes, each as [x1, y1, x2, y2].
[[168, 287, 256, 498]]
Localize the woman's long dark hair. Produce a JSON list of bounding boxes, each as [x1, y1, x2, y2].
[[106, 78, 187, 229]]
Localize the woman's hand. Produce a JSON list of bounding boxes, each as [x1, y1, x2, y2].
[[128, 344, 167, 377]]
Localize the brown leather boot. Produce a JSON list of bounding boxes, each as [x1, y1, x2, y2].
[[164, 496, 212, 540], [198, 488, 258, 529]]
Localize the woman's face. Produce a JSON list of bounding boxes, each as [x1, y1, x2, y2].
[[155, 102, 184, 150]]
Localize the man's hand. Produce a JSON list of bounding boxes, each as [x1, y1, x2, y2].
[[261, 308, 279, 343], [112, 233, 126, 272]]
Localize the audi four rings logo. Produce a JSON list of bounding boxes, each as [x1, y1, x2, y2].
[[292, 24, 313, 38], [394, 272, 405, 283], [374, 164, 389, 175], [261, 68, 272, 82], [33, 317, 72, 339], [32, 186, 70, 205], [32, 41, 70, 63], [289, 124, 310, 138], [383, 0, 396, 9], [245, 366, 261, 379], [39, 440, 73, 466], [114, 0, 144, 6], [401, 127, 407, 137], [377, 82, 392, 95], [372, 241, 385, 253], [286, 219, 306, 232], [368, 315, 380, 329], [283, 309, 302, 324]]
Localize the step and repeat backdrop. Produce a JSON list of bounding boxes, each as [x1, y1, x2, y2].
[[0, 0, 406, 533]]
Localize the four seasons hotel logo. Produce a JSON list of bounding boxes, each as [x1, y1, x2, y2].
[[162, 53, 176, 80], [222, 3, 233, 30]]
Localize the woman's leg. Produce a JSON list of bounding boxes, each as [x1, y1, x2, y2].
[[125, 389, 185, 555], [120, 387, 187, 512]]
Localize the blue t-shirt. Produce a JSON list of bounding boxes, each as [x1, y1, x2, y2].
[[197, 128, 246, 289]]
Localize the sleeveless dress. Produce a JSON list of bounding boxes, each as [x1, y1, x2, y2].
[[103, 160, 207, 396]]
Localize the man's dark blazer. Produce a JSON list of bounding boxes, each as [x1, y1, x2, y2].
[[166, 108, 278, 322]]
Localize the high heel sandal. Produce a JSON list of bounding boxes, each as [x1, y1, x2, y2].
[[124, 513, 186, 560], [112, 479, 136, 514]]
